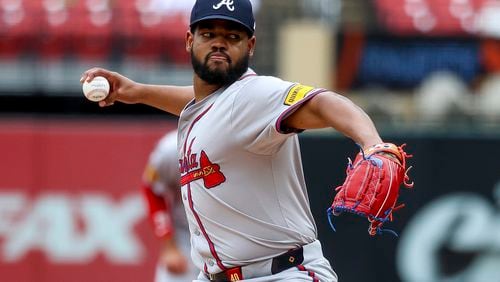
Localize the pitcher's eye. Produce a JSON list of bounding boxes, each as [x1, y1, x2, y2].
[[201, 32, 214, 38]]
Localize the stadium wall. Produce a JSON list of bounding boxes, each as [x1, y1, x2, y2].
[[0, 118, 498, 282]]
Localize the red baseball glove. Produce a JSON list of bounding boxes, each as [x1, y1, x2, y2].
[[328, 143, 414, 236]]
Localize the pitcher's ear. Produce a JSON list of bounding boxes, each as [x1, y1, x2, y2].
[[186, 31, 194, 52]]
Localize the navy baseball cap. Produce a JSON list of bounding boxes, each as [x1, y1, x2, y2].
[[190, 0, 256, 35]]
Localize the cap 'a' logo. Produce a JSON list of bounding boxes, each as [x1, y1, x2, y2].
[[213, 0, 235, 11]]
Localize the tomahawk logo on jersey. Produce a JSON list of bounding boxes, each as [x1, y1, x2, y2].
[[180, 150, 226, 189]]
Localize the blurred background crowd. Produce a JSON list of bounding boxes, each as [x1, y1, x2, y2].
[[1, 0, 499, 129]]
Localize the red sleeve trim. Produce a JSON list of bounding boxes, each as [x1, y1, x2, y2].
[[141, 183, 175, 239]]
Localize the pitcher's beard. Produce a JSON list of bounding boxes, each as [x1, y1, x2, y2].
[[191, 51, 249, 86]]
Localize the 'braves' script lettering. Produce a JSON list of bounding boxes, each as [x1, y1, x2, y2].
[[179, 154, 198, 174], [180, 150, 226, 189]]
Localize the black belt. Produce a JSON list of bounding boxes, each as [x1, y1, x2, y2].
[[206, 246, 304, 281]]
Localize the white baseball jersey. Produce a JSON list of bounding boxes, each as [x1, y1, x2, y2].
[[147, 131, 199, 282], [178, 68, 329, 275], [149, 131, 189, 233]]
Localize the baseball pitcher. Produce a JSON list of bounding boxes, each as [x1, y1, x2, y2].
[[81, 0, 413, 281]]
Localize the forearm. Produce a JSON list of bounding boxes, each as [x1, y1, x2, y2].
[[80, 68, 194, 116], [141, 182, 175, 239], [136, 84, 194, 116], [162, 235, 179, 251], [285, 92, 382, 148], [318, 93, 382, 149]]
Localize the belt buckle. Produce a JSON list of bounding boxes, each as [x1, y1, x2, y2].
[[208, 273, 217, 281]]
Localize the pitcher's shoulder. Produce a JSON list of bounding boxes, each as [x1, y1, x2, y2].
[[242, 75, 294, 92]]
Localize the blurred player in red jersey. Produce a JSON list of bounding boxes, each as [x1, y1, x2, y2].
[[141, 130, 199, 282]]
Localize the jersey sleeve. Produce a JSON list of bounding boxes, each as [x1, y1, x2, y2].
[[230, 76, 327, 155], [141, 130, 179, 239], [146, 131, 180, 194]]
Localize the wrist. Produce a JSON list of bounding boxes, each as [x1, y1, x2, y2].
[[358, 136, 383, 151], [133, 83, 148, 104], [161, 236, 181, 253], [363, 143, 403, 163]]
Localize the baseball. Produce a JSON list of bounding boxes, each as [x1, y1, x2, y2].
[[82, 76, 110, 102]]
